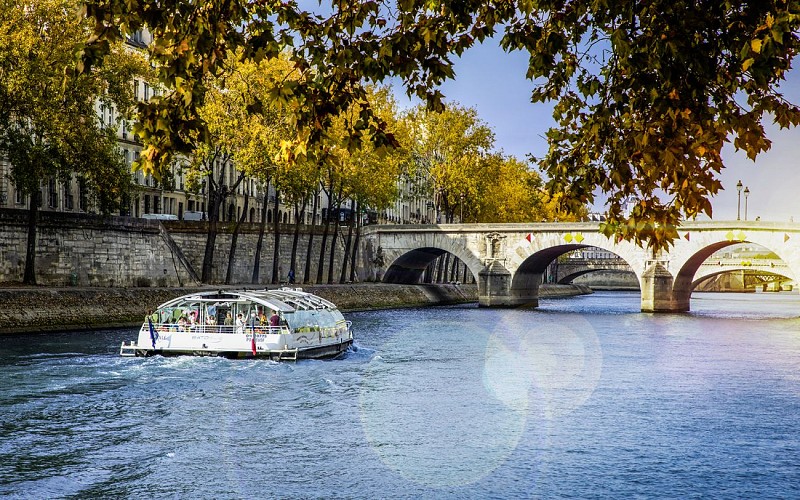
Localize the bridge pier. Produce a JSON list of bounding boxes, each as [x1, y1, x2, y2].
[[478, 260, 540, 307], [640, 263, 689, 312]]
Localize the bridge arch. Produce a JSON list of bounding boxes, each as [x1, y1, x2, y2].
[[509, 232, 645, 277], [507, 236, 646, 307], [380, 233, 484, 285], [691, 268, 792, 290], [672, 237, 800, 310], [558, 268, 637, 285]]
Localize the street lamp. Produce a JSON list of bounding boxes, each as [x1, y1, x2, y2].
[[460, 193, 464, 223], [736, 180, 743, 220], [744, 186, 750, 221]]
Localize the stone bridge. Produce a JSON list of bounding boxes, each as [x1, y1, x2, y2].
[[694, 259, 792, 288], [554, 257, 633, 284], [358, 221, 800, 312]]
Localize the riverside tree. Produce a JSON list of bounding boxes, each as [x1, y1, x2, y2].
[[472, 155, 586, 223], [184, 55, 294, 284], [406, 103, 494, 224], [81, 1, 800, 251], [0, 0, 148, 285]]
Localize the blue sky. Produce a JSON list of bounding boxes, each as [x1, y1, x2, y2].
[[396, 38, 800, 222]]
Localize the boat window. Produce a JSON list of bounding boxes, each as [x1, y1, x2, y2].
[[285, 309, 341, 331]]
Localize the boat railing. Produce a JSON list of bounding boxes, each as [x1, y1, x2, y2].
[[144, 323, 289, 335]]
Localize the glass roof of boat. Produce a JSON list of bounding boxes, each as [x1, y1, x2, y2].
[[156, 288, 339, 313]]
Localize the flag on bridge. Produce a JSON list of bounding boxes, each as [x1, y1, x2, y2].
[[684, 232, 690, 241], [785, 233, 790, 242], [525, 233, 533, 243]]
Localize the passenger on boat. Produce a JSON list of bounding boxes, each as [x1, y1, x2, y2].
[[269, 311, 280, 327], [235, 314, 245, 334], [177, 316, 188, 332], [224, 312, 233, 325]]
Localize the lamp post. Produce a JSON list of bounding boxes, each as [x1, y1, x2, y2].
[[460, 193, 464, 223], [744, 186, 750, 221], [736, 180, 743, 220]]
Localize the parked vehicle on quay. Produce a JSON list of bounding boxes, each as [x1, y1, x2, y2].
[[120, 288, 353, 360], [141, 213, 179, 221]]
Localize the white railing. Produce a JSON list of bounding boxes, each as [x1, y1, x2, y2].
[[145, 323, 290, 335]]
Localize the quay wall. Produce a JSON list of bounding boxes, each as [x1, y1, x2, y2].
[[0, 209, 351, 287], [0, 283, 478, 334], [0, 283, 591, 335]]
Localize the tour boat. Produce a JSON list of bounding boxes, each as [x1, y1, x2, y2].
[[120, 288, 353, 360]]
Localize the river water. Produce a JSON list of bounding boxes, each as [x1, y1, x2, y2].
[[1, 291, 799, 498]]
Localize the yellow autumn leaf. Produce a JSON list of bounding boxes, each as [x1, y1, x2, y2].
[[751, 39, 762, 54]]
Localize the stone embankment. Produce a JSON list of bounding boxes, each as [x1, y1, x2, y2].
[[0, 283, 590, 335]]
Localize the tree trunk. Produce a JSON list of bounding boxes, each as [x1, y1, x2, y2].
[[327, 224, 340, 284], [226, 191, 249, 284], [339, 200, 355, 283], [22, 190, 40, 285], [201, 177, 223, 283], [252, 189, 269, 284], [271, 188, 281, 283], [303, 187, 319, 283], [317, 210, 331, 283], [349, 201, 361, 283], [317, 182, 336, 283], [289, 196, 307, 284], [449, 255, 458, 282], [326, 188, 343, 284]]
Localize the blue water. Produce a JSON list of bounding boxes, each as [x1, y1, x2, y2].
[[1, 291, 799, 498]]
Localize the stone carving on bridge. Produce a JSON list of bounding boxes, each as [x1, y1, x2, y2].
[[485, 232, 506, 262]]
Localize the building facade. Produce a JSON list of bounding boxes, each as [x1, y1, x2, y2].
[[0, 29, 436, 228]]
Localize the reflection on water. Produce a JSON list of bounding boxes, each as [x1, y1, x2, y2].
[[1, 291, 799, 498]]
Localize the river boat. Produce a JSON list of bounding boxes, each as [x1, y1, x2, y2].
[[120, 288, 353, 360]]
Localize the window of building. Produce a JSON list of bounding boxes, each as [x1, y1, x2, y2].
[[122, 120, 128, 140], [64, 178, 74, 210], [144, 195, 150, 214], [79, 177, 88, 212], [15, 188, 25, 205], [153, 196, 160, 214], [48, 178, 57, 208], [144, 83, 150, 100]]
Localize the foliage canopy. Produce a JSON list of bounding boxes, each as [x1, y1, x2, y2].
[[81, 0, 800, 250]]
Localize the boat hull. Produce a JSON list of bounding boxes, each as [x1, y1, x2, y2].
[[122, 337, 353, 360], [121, 327, 353, 360]]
